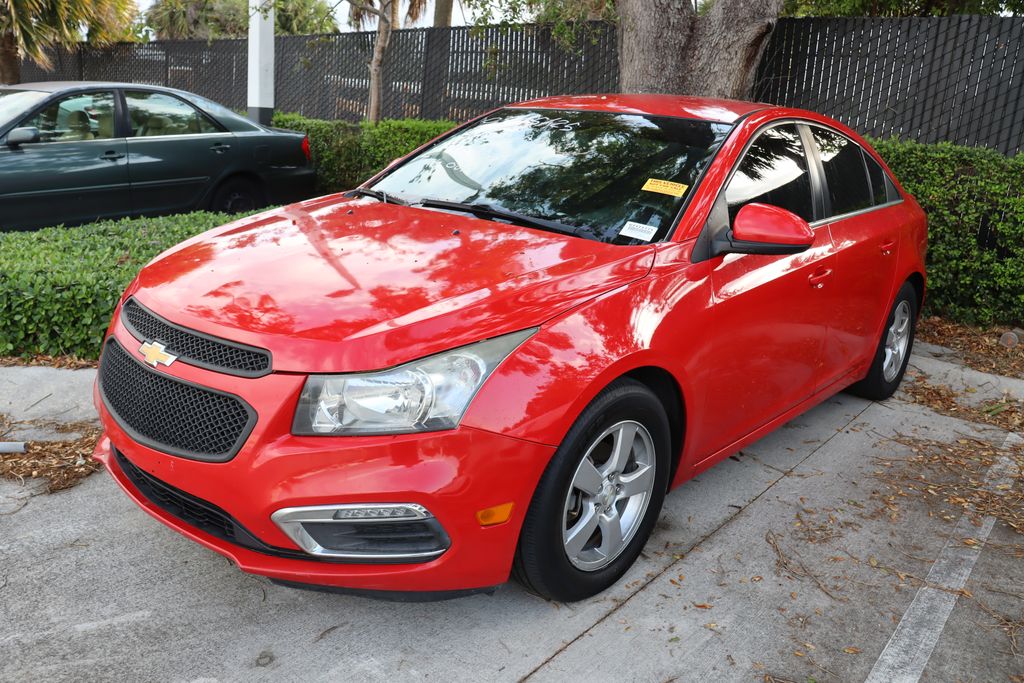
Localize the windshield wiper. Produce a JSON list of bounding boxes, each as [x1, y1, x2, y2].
[[348, 187, 409, 205], [416, 198, 577, 236]]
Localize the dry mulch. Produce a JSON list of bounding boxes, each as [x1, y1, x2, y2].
[[0, 355, 96, 370], [917, 316, 1024, 380], [874, 434, 1024, 534], [901, 374, 1024, 433], [0, 416, 102, 493]]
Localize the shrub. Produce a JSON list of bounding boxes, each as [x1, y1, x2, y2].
[[870, 138, 1024, 325], [0, 212, 238, 359], [272, 113, 456, 193]]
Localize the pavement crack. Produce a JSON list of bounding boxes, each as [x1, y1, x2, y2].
[[517, 402, 872, 682]]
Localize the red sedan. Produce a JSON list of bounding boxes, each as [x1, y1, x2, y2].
[[92, 95, 926, 601]]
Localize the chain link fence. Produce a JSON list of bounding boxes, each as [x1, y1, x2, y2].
[[19, 18, 1024, 154]]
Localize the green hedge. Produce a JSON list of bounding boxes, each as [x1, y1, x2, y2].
[[0, 213, 238, 358], [871, 138, 1024, 325], [272, 114, 456, 192], [1, 130, 1021, 360]]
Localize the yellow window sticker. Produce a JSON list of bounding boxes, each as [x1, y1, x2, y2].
[[642, 178, 688, 197]]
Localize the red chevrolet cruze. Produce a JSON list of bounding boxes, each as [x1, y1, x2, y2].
[[93, 95, 926, 601]]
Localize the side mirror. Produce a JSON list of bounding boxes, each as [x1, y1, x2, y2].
[[712, 203, 814, 257], [6, 126, 40, 147]]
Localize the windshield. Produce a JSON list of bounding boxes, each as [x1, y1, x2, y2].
[[370, 108, 732, 244], [0, 89, 49, 127]]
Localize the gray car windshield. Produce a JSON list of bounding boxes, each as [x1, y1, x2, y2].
[[370, 108, 732, 244], [0, 90, 49, 127]]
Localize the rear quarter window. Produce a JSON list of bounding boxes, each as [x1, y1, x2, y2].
[[811, 127, 873, 217]]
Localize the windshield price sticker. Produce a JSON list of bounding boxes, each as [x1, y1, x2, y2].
[[619, 221, 659, 241], [642, 178, 688, 197]]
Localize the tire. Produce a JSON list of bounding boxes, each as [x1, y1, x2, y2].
[[210, 177, 264, 213], [513, 378, 671, 602], [847, 281, 918, 401]]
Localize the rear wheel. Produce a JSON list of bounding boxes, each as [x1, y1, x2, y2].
[[848, 281, 918, 400], [210, 177, 263, 213], [513, 378, 670, 601]]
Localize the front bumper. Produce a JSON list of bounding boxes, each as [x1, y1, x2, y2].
[[94, 319, 555, 593]]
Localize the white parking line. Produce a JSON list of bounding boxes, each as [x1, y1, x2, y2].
[[864, 432, 1021, 683]]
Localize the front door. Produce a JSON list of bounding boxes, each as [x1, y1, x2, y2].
[[0, 90, 129, 230], [698, 123, 836, 460]]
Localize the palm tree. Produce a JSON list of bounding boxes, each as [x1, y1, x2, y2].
[[0, 0, 136, 84], [145, 0, 339, 41]]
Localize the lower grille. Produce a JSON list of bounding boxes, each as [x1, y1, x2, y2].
[[99, 338, 256, 462], [114, 448, 310, 561]]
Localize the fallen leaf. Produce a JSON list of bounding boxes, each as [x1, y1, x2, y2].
[[843, 646, 862, 654], [693, 602, 713, 609]]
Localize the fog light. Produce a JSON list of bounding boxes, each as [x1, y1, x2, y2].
[[271, 503, 450, 562]]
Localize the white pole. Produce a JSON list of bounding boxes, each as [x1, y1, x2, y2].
[[247, 0, 274, 125]]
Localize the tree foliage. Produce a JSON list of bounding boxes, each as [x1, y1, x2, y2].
[[0, 0, 136, 67], [145, 0, 339, 40]]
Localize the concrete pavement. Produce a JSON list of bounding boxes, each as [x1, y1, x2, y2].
[[0, 352, 1020, 682]]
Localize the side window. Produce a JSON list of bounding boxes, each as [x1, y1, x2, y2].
[[125, 91, 220, 138], [811, 128, 872, 217], [863, 151, 888, 205], [21, 91, 116, 143], [863, 151, 901, 205], [725, 124, 814, 223]]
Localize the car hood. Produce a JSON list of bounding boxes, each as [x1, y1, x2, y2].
[[127, 196, 655, 373]]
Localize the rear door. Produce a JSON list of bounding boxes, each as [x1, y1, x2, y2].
[[123, 90, 235, 215], [806, 125, 902, 389], [0, 90, 129, 230]]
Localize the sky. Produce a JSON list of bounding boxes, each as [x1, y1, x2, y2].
[[134, 0, 475, 30]]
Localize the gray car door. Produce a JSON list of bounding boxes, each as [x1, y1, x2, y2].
[[0, 90, 130, 231], [123, 90, 235, 215]]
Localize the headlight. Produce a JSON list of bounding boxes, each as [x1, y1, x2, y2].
[[292, 328, 536, 436]]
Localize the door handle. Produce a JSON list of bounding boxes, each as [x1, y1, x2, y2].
[[210, 143, 231, 153], [880, 240, 897, 256], [808, 267, 833, 289], [100, 150, 125, 161]]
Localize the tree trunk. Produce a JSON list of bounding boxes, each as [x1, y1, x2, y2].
[[367, 2, 394, 123], [433, 0, 454, 27], [0, 31, 20, 85], [616, 0, 783, 100]]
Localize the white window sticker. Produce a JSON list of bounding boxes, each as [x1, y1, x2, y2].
[[619, 221, 658, 241]]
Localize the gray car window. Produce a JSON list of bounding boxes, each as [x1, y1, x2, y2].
[[125, 91, 221, 138], [20, 91, 117, 142]]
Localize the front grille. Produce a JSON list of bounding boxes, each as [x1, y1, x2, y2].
[[114, 448, 310, 561], [121, 298, 272, 377], [99, 338, 256, 462]]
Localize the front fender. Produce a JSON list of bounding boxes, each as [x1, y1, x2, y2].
[[461, 257, 712, 459]]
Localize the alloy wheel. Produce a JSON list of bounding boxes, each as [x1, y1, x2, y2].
[[562, 420, 656, 572], [882, 300, 912, 382]]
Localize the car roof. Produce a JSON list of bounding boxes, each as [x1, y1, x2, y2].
[[507, 94, 771, 124], [8, 81, 188, 96]]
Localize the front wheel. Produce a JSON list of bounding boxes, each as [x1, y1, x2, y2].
[[848, 281, 918, 401], [513, 378, 670, 601]]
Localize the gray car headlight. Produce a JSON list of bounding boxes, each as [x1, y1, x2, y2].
[[292, 328, 537, 436]]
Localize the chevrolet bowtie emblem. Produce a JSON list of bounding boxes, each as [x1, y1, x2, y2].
[[139, 341, 178, 368]]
